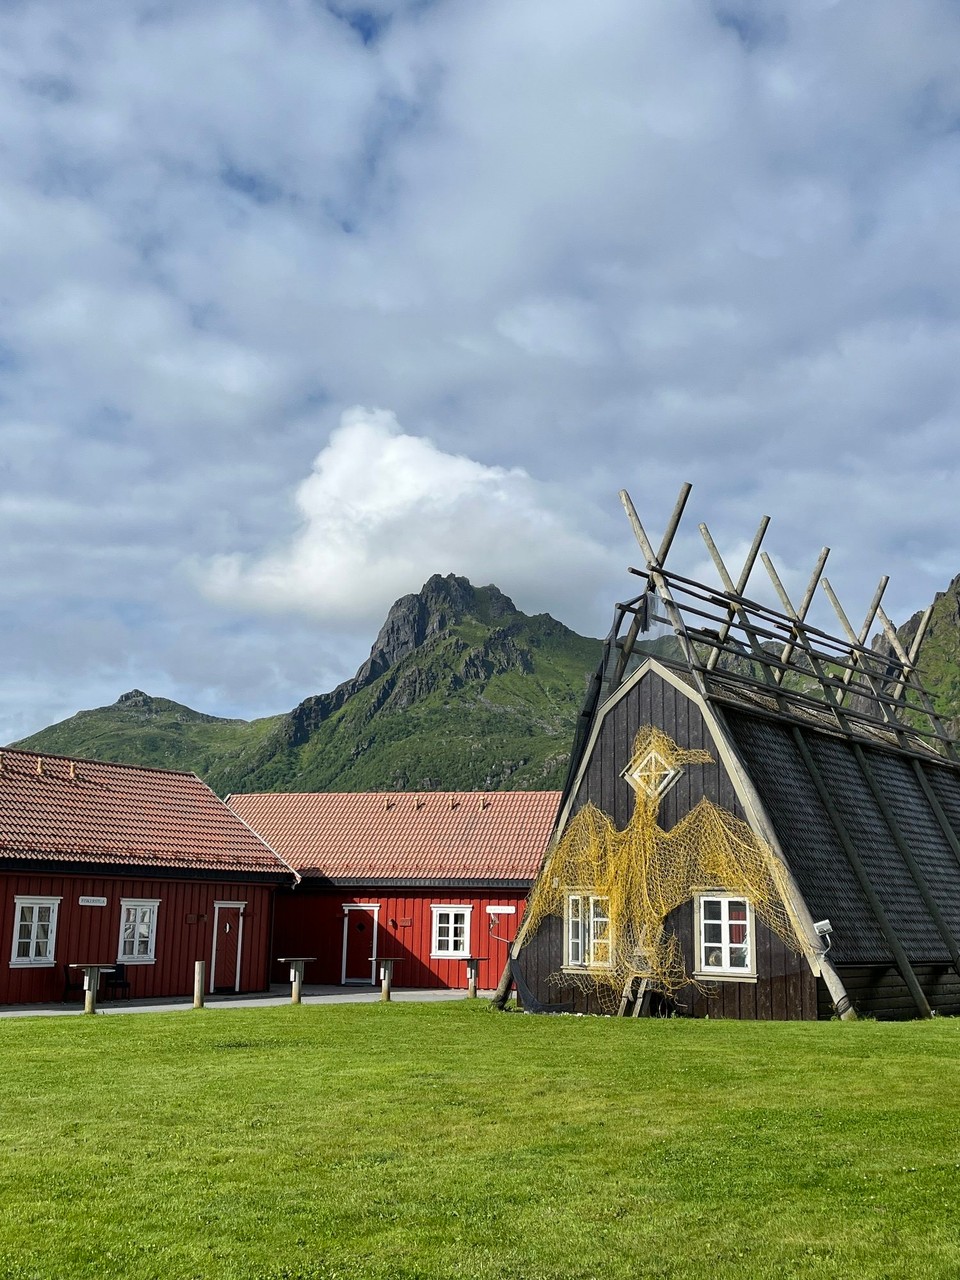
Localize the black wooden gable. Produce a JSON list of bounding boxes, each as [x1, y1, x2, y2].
[[508, 483, 960, 1019]]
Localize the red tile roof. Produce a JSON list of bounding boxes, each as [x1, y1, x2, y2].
[[0, 748, 290, 877], [226, 790, 561, 883]]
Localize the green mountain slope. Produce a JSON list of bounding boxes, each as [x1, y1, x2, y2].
[[892, 573, 960, 738], [11, 576, 600, 795]]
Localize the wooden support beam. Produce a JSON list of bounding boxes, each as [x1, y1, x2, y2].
[[791, 728, 932, 1018], [773, 548, 829, 684], [852, 743, 960, 978], [702, 516, 770, 673], [620, 488, 705, 692], [873, 604, 958, 758], [910, 761, 960, 878]]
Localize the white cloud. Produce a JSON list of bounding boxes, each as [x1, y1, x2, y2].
[[2, 1, 960, 739], [201, 407, 613, 631]]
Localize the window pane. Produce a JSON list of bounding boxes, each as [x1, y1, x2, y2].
[[729, 946, 748, 968], [729, 923, 747, 945], [703, 900, 722, 920], [704, 923, 723, 944], [703, 947, 723, 968], [728, 901, 747, 922], [568, 896, 582, 964]]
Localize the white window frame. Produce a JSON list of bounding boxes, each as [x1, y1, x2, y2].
[[564, 892, 613, 970], [694, 893, 756, 981], [117, 898, 161, 964], [10, 895, 62, 967], [431, 905, 472, 958]]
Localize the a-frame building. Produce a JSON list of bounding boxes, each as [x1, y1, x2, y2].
[[503, 485, 960, 1020]]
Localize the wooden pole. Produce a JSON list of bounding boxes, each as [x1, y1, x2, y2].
[[291, 963, 303, 1005], [83, 970, 98, 1016], [466, 959, 479, 999], [379, 960, 394, 1002], [194, 960, 205, 1008]]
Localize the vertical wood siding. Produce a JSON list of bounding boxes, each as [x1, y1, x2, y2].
[[273, 888, 527, 989], [515, 668, 816, 1019], [0, 872, 275, 1003]]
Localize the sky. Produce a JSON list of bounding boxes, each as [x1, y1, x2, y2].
[[2, 0, 960, 741]]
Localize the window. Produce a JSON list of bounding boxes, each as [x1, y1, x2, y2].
[[565, 893, 612, 969], [431, 906, 471, 957], [117, 899, 160, 963], [10, 896, 61, 967], [696, 895, 754, 977]]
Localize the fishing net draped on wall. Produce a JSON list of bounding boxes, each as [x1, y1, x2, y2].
[[520, 726, 799, 1007]]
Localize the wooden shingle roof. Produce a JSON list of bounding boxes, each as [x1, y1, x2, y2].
[[226, 790, 560, 886], [0, 748, 290, 878]]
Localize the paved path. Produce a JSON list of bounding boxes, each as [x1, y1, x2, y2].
[[0, 984, 494, 1018]]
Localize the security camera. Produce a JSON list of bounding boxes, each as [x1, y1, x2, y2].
[[813, 919, 832, 937]]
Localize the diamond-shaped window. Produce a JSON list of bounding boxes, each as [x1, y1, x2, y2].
[[622, 748, 682, 799]]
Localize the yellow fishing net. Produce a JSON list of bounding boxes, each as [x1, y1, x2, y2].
[[520, 726, 799, 1009]]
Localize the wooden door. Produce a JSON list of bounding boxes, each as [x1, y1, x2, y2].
[[342, 907, 378, 984], [213, 904, 243, 991]]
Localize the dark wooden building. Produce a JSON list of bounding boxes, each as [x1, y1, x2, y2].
[[227, 790, 559, 992], [0, 748, 292, 1004], [506, 485, 960, 1021]]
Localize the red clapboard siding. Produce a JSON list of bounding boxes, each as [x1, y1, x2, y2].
[[273, 888, 526, 990], [0, 872, 275, 1003]]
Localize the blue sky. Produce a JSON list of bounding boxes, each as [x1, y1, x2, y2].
[[2, 0, 960, 740]]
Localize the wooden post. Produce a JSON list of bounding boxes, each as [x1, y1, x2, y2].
[[379, 959, 394, 1002], [194, 960, 205, 1008], [79, 964, 107, 1015], [291, 962, 304, 1005], [466, 958, 480, 999], [84, 971, 97, 1016]]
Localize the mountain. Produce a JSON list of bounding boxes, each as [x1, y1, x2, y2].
[[889, 573, 960, 738], [11, 575, 600, 795]]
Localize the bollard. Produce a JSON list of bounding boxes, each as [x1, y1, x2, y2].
[[194, 959, 205, 1008], [466, 958, 479, 999], [379, 959, 395, 1002], [84, 977, 97, 1016], [291, 962, 303, 1005]]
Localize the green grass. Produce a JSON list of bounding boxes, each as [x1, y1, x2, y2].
[[2, 1004, 960, 1279]]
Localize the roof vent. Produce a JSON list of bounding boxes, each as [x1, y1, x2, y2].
[[69, 761, 78, 782], [36, 758, 44, 777], [415, 797, 425, 810]]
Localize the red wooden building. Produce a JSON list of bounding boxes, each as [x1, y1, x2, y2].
[[226, 790, 560, 991], [0, 748, 292, 1004]]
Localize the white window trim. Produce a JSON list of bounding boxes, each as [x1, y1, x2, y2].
[[693, 893, 757, 982], [430, 905, 472, 958], [117, 898, 161, 965], [563, 891, 613, 971], [10, 895, 62, 968]]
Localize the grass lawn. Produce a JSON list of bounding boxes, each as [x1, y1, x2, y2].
[[1, 1003, 959, 1279]]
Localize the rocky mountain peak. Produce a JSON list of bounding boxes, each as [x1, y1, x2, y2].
[[368, 574, 519, 675], [117, 689, 151, 706], [283, 575, 524, 746]]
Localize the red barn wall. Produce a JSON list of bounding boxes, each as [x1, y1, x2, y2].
[[0, 871, 276, 1004], [273, 887, 528, 990]]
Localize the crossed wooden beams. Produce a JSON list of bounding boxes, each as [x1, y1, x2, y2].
[[611, 483, 954, 762]]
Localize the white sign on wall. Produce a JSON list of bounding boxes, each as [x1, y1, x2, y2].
[[78, 896, 107, 907], [486, 905, 516, 915]]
